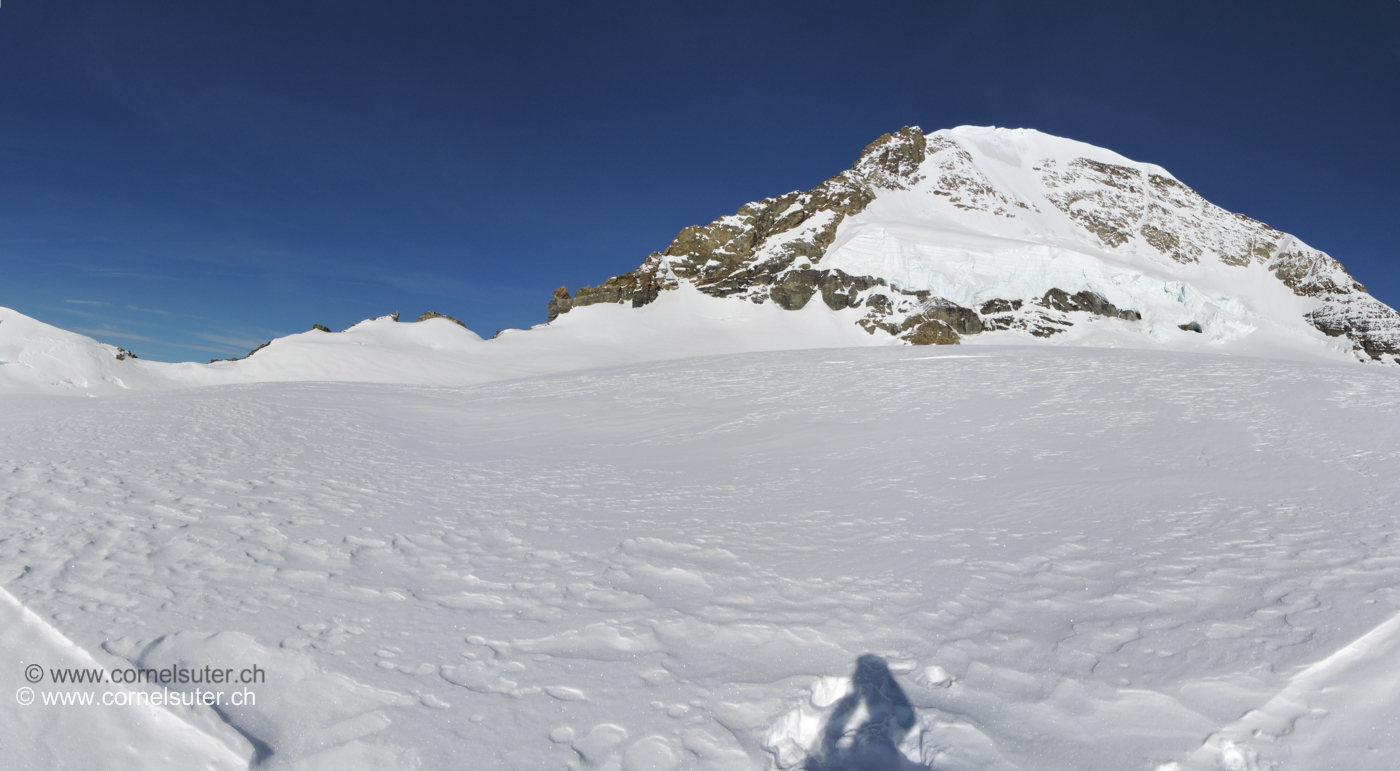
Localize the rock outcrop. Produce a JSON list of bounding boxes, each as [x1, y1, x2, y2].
[[416, 311, 467, 328], [210, 341, 270, 364], [546, 128, 986, 344]]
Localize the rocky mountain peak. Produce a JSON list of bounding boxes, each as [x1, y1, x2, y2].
[[547, 126, 1400, 363], [853, 126, 929, 190]]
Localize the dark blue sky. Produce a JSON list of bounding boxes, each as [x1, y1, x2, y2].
[[3, 1, 1398, 361]]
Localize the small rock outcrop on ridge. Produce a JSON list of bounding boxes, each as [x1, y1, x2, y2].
[[416, 311, 468, 328], [546, 126, 1400, 361], [210, 341, 270, 364]]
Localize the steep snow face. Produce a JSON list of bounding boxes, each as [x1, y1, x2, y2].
[[555, 126, 1400, 364]]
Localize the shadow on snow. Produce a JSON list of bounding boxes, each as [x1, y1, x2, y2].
[[803, 654, 930, 771]]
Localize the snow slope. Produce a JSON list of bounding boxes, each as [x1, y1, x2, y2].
[[0, 306, 170, 393], [3, 346, 1400, 769]]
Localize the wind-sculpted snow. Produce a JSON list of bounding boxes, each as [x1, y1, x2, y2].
[[3, 347, 1400, 769], [552, 125, 1400, 363]]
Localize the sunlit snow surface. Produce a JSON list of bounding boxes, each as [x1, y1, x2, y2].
[[3, 346, 1400, 770], [820, 127, 1354, 360]]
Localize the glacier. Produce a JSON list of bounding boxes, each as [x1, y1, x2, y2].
[[3, 346, 1400, 769], [3, 125, 1400, 770]]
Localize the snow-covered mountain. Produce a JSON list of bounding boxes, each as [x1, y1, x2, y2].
[[550, 125, 1400, 364], [3, 125, 1398, 396]]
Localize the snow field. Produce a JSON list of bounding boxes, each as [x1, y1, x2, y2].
[[2, 346, 1400, 769]]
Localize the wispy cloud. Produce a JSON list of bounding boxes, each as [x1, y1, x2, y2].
[[198, 332, 269, 349], [54, 307, 168, 328], [167, 341, 246, 354], [125, 305, 171, 315], [63, 299, 109, 305], [71, 327, 159, 343], [84, 270, 183, 281], [72, 328, 243, 355]]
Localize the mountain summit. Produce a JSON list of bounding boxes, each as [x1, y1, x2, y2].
[[548, 126, 1400, 363]]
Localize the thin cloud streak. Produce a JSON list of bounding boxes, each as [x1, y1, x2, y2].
[[198, 332, 270, 350], [70, 327, 159, 343], [72, 327, 242, 355]]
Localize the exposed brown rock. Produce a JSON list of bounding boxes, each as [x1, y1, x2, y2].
[[979, 299, 1023, 315], [548, 128, 931, 320], [1040, 289, 1141, 321], [416, 311, 467, 328], [210, 340, 270, 364], [1268, 247, 1400, 359], [918, 301, 984, 335], [906, 320, 959, 346], [546, 253, 677, 321]]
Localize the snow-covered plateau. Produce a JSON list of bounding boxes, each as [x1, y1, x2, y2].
[[3, 344, 1400, 770], [3, 125, 1400, 770]]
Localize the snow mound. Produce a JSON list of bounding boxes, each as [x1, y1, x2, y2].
[[0, 307, 164, 394]]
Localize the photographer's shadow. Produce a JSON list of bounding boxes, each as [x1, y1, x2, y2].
[[803, 654, 931, 771]]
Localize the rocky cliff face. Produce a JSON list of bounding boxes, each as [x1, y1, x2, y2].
[[547, 126, 1400, 362], [546, 127, 922, 323]]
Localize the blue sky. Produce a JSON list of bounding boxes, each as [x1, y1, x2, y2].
[[2, 0, 1398, 361]]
